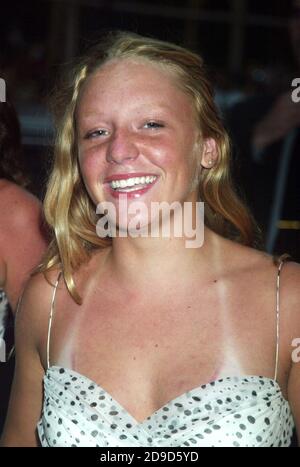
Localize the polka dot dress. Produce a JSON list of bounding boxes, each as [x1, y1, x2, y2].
[[37, 366, 294, 447], [37, 258, 295, 447]]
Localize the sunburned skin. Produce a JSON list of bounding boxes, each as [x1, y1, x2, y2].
[[51, 275, 254, 398], [49, 245, 283, 417], [53, 322, 248, 408]]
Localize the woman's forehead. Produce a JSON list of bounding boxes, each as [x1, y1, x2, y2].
[[90, 56, 178, 81], [77, 58, 194, 115], [86, 58, 185, 97]]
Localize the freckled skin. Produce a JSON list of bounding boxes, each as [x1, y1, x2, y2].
[[76, 59, 201, 231]]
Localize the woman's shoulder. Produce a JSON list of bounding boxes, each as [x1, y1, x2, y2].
[[228, 239, 300, 325], [219, 236, 272, 273], [21, 268, 62, 302], [274, 256, 300, 332], [17, 269, 62, 329], [220, 236, 299, 287], [0, 179, 41, 228], [0, 178, 31, 199], [235, 241, 300, 280], [222, 236, 291, 269], [0, 180, 43, 248]]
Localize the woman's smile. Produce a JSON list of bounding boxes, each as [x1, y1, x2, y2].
[[103, 173, 160, 199]]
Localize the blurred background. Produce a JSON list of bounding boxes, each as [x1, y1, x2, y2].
[[0, 0, 299, 260]]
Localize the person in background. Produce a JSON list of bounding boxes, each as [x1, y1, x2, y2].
[[228, 0, 300, 262], [0, 95, 47, 434]]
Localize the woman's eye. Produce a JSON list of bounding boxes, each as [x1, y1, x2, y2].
[[84, 129, 109, 139], [143, 121, 164, 129]]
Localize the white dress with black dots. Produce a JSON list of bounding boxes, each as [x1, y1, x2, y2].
[[37, 367, 294, 447], [36, 260, 296, 447]]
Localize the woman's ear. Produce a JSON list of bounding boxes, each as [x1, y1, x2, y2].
[[200, 138, 218, 168]]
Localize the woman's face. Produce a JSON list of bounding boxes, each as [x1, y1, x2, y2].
[[77, 58, 202, 233]]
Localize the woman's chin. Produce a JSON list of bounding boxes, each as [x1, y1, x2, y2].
[[115, 217, 153, 238]]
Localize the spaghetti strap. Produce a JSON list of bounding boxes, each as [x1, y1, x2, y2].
[[46, 271, 62, 370], [274, 254, 291, 382]]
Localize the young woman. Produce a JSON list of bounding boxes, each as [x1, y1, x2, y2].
[[0, 96, 47, 433], [1, 32, 299, 447]]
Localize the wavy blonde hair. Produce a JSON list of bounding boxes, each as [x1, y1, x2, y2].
[[37, 31, 262, 303]]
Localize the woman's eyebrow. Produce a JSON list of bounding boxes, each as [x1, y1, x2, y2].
[[79, 111, 108, 121]]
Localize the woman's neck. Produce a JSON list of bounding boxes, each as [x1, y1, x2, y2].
[[104, 225, 221, 288]]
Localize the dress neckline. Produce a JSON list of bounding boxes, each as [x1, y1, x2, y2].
[[45, 364, 290, 426]]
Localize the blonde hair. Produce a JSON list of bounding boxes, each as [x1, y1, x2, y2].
[[37, 31, 262, 303]]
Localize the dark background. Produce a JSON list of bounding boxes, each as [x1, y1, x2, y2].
[[1, 0, 299, 256], [0, 1, 296, 182], [0, 1, 299, 251]]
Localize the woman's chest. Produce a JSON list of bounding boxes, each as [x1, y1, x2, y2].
[[48, 279, 277, 397]]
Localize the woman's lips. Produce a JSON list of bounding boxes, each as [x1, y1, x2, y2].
[[104, 176, 159, 199]]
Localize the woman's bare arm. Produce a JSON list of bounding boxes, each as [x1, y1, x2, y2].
[[0, 180, 48, 310], [288, 362, 300, 444], [284, 262, 300, 445], [0, 273, 52, 447]]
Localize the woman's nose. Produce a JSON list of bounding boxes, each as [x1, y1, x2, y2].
[[106, 129, 139, 164]]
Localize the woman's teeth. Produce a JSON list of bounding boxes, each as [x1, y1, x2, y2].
[[110, 175, 157, 191]]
